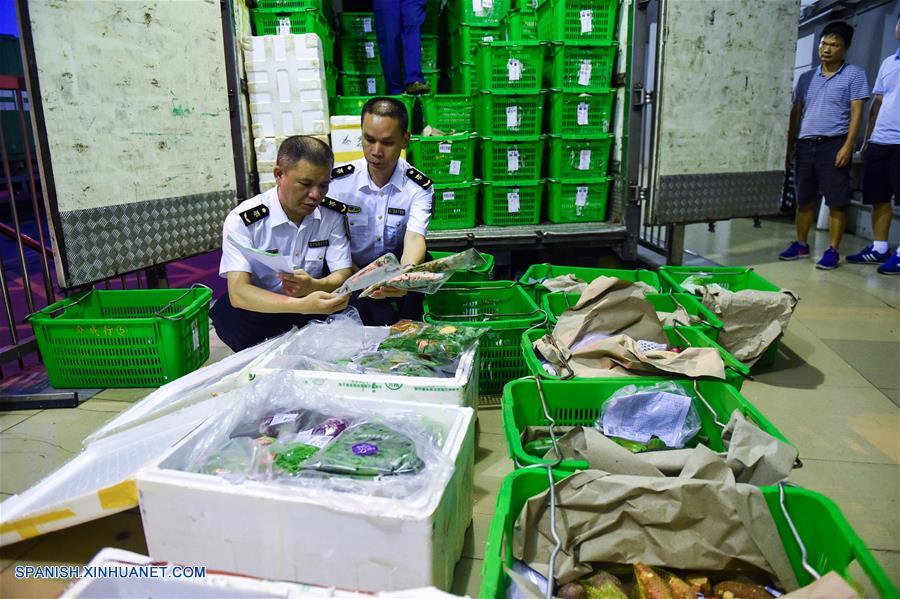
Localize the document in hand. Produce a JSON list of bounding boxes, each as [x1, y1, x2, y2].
[[227, 234, 294, 273]]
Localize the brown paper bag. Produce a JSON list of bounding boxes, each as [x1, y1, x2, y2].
[[542, 274, 588, 294], [781, 571, 861, 598], [722, 411, 798, 486], [512, 470, 799, 590]]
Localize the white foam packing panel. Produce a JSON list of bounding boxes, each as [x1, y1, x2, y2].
[[243, 34, 329, 137]]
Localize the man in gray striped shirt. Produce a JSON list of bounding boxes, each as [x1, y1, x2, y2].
[[780, 21, 870, 270]]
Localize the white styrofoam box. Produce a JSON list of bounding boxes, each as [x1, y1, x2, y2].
[[248, 327, 479, 410], [255, 135, 330, 175], [63, 548, 464, 598], [244, 34, 329, 137], [136, 378, 476, 593]]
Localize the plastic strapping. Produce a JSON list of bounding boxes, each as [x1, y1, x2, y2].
[[779, 481, 822, 580]]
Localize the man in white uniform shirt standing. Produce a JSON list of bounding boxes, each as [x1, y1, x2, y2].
[[211, 136, 352, 351], [327, 97, 434, 325]]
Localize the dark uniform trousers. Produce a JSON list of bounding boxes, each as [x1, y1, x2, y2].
[[209, 292, 323, 352]]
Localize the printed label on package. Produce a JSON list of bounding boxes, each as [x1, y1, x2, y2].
[[508, 59, 523, 82], [442, 191, 456, 201], [449, 160, 462, 175], [365, 41, 375, 59], [507, 190, 520, 213], [363, 17, 372, 33], [473, 0, 484, 15], [278, 17, 291, 35], [577, 102, 590, 126], [366, 78, 377, 94], [576, 185, 589, 207], [578, 60, 593, 86], [438, 142, 452, 154], [506, 105, 519, 129], [580, 9, 593, 34], [578, 149, 592, 170], [507, 148, 520, 172]]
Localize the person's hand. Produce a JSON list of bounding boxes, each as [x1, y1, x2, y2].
[[302, 290, 349, 314], [370, 285, 408, 299], [279, 269, 317, 297], [835, 144, 853, 168]]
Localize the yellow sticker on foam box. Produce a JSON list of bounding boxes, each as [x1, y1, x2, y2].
[[0, 508, 77, 540], [97, 480, 138, 510]]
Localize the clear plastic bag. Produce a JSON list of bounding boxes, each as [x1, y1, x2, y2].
[[334, 253, 405, 296], [361, 249, 488, 296], [596, 382, 701, 450], [182, 372, 455, 503]]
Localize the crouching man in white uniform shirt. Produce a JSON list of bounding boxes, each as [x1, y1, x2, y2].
[[211, 136, 352, 351], [327, 97, 434, 325]]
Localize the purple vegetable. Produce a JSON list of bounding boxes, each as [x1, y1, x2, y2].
[[313, 418, 348, 437]]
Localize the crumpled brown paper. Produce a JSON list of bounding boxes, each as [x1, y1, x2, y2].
[[699, 286, 798, 365], [781, 571, 861, 598], [542, 274, 588, 294], [538, 412, 797, 486], [512, 469, 800, 590]]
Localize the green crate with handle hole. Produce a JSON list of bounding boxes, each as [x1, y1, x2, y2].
[[480, 136, 546, 183], [408, 133, 478, 184], [548, 88, 615, 136], [420, 94, 477, 132], [475, 41, 546, 92], [518, 262, 661, 302], [430, 181, 480, 230], [536, 0, 619, 42], [546, 177, 610, 223], [482, 180, 543, 226], [547, 134, 613, 178], [250, 8, 334, 60]]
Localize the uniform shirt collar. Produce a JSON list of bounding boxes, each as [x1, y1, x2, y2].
[[268, 187, 322, 227], [359, 161, 406, 193]]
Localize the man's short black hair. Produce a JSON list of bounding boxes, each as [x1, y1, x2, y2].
[[821, 20, 854, 47], [276, 135, 333, 170], [360, 97, 409, 133]]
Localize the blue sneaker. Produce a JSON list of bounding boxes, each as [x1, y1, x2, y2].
[[846, 245, 890, 265], [877, 252, 900, 275], [816, 247, 840, 270], [778, 241, 810, 261]]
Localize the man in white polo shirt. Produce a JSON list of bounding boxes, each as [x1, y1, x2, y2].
[[847, 14, 900, 275]]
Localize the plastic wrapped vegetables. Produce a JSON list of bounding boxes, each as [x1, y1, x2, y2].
[[361, 248, 487, 296]]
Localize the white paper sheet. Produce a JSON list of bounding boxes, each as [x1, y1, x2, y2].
[[227, 234, 294, 273]]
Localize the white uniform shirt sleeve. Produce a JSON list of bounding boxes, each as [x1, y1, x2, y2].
[[219, 212, 253, 277], [325, 216, 353, 272], [872, 59, 890, 96], [406, 186, 433, 236]]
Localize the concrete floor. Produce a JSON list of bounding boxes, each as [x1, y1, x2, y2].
[[0, 217, 898, 597]]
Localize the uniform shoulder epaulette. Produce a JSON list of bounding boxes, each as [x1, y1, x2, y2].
[[238, 204, 269, 226], [406, 166, 433, 189], [331, 164, 355, 179], [321, 196, 361, 214]]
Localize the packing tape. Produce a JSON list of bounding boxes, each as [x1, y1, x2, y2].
[[0, 509, 76, 540], [97, 480, 138, 510]]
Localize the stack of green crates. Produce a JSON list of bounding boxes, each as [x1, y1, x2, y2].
[[339, 13, 380, 95], [250, 3, 335, 63], [332, 94, 414, 125]]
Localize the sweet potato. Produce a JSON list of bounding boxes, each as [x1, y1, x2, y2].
[[558, 582, 585, 599], [660, 572, 695, 599], [633, 563, 675, 599], [714, 581, 773, 599], [582, 571, 628, 599]]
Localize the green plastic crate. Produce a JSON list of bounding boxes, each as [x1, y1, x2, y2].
[[659, 266, 785, 368], [423, 0, 442, 35], [476, 90, 546, 136], [536, 0, 618, 42], [339, 12, 376, 37], [501, 8, 539, 40], [449, 0, 512, 27], [428, 249, 495, 281], [451, 23, 503, 66], [481, 469, 897, 599], [250, 8, 334, 60], [430, 181, 480, 230], [547, 134, 612, 178], [408, 133, 478, 183], [548, 88, 615, 135], [325, 65, 337, 105], [519, 263, 661, 301], [340, 37, 381, 73], [423, 282, 545, 395], [256, 0, 327, 10], [423, 68, 440, 94], [475, 41, 545, 92], [546, 177, 609, 223], [341, 71, 385, 95], [420, 94, 477, 132], [521, 326, 750, 390], [542, 291, 725, 341], [480, 136, 546, 183], [421, 35, 439, 70], [449, 62, 477, 94], [547, 41, 617, 90], [502, 377, 793, 470], [482, 180, 543, 226], [332, 95, 414, 126], [28, 288, 212, 389]]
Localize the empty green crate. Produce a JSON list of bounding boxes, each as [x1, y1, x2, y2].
[[547, 134, 612, 178], [449, 62, 477, 94], [542, 291, 725, 341], [451, 24, 503, 65], [339, 12, 376, 37], [420, 94, 477, 132], [250, 9, 334, 60], [430, 181, 481, 230], [449, 0, 512, 27], [518, 263, 661, 301], [332, 95, 414, 124], [475, 41, 545, 92], [480, 135, 546, 183], [482, 180, 543, 226], [501, 8, 539, 40], [428, 249, 494, 281], [537, 0, 618, 42], [408, 133, 478, 183], [476, 90, 546, 136], [29, 288, 212, 389], [521, 326, 750, 390], [423, 282, 544, 395], [341, 71, 385, 95], [340, 37, 381, 73], [548, 88, 615, 135], [547, 41, 617, 90], [481, 470, 897, 599], [546, 177, 610, 223], [502, 377, 793, 471]]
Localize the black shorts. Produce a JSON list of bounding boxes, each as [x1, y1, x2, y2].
[[794, 136, 851, 208], [862, 143, 900, 206]]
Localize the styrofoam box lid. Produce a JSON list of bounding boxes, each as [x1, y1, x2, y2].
[[137, 373, 475, 520], [331, 115, 362, 128]]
